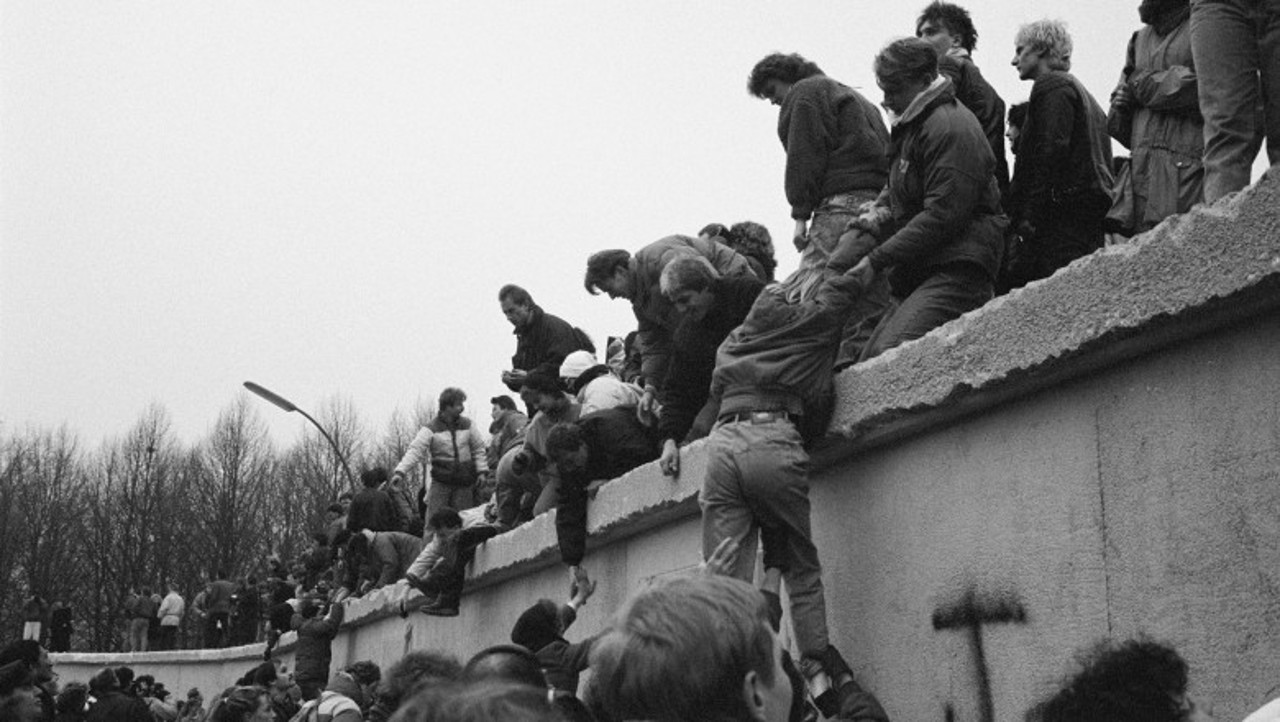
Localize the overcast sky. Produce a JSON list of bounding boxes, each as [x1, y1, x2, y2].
[[0, 0, 1254, 449]]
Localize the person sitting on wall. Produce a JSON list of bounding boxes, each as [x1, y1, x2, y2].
[[492, 371, 583, 531], [347, 527, 424, 591], [558, 350, 644, 416], [401, 508, 500, 618]]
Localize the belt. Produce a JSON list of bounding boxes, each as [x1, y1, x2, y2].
[[718, 410, 794, 425]]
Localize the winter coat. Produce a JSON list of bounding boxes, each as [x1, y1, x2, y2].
[[511, 602, 600, 694], [937, 50, 1009, 194], [157, 591, 184, 626], [85, 691, 150, 722], [555, 408, 660, 565], [628, 235, 756, 388], [711, 273, 865, 443], [507, 306, 594, 392], [345, 487, 398, 533], [369, 531, 424, 587], [865, 78, 1006, 295], [487, 409, 528, 468], [395, 416, 488, 487], [776, 75, 891, 220], [658, 275, 766, 444], [570, 367, 644, 416], [294, 605, 344, 684], [1107, 13, 1203, 232], [1008, 70, 1115, 232]]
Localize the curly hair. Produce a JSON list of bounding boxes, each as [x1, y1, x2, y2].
[[1016, 19, 1073, 71], [1028, 638, 1190, 722], [747, 52, 824, 98], [917, 1, 978, 52], [726, 221, 777, 282], [544, 422, 585, 463]]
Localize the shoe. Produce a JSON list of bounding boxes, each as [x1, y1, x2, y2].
[[420, 601, 459, 617]]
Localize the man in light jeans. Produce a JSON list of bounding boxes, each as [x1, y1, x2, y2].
[[1191, 0, 1280, 202]]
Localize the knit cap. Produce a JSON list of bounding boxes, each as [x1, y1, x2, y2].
[[559, 350, 598, 381]]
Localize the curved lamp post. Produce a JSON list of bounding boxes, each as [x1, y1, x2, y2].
[[243, 381, 356, 488]]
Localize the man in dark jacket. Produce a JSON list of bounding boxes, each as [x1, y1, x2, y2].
[[544, 409, 660, 587], [916, 2, 1009, 196], [85, 668, 149, 722], [499, 285, 593, 406], [509, 580, 598, 695], [294, 598, 345, 701], [1006, 18, 1114, 289], [349, 529, 424, 589], [346, 467, 399, 534], [655, 257, 766, 478], [847, 38, 1005, 360], [0, 640, 56, 721], [677, 265, 889, 720], [204, 572, 236, 649]]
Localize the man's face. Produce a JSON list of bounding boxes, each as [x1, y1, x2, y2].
[[671, 287, 716, 322], [761, 79, 792, 107], [442, 402, 464, 422], [598, 268, 634, 300], [756, 629, 793, 722], [878, 75, 929, 116], [536, 392, 569, 416], [553, 444, 590, 475], [917, 19, 960, 55], [1012, 43, 1044, 80], [500, 297, 534, 329]]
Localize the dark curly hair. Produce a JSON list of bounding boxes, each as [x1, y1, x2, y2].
[[1028, 638, 1191, 722], [726, 221, 777, 282], [917, 1, 979, 52], [747, 53, 824, 98]]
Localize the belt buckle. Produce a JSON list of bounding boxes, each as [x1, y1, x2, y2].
[[750, 411, 778, 424]]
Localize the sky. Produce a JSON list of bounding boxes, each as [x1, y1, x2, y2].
[[0, 0, 1256, 450]]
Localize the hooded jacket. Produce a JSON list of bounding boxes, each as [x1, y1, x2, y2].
[[628, 235, 757, 389], [866, 77, 1006, 294], [777, 75, 891, 220], [567, 365, 643, 415]]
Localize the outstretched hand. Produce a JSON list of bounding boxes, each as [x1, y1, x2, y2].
[[699, 537, 739, 577], [659, 439, 680, 478]]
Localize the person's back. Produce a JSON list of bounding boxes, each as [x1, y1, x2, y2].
[[347, 485, 398, 533], [294, 602, 344, 700], [206, 579, 235, 614]]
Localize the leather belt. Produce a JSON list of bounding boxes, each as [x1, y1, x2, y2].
[[718, 410, 793, 425]]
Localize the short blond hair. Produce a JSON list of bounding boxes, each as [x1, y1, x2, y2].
[[1016, 19, 1072, 71]]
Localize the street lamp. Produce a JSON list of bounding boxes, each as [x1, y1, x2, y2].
[[243, 381, 356, 488]]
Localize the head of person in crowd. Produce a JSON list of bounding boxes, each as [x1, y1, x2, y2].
[[394, 679, 565, 722], [439, 387, 467, 424], [185, 687, 204, 711], [325, 502, 345, 523], [584, 250, 636, 300], [361, 467, 388, 490], [0, 640, 53, 688], [208, 685, 270, 722], [337, 491, 353, 510], [916, 1, 978, 54], [88, 667, 119, 696], [342, 660, 383, 709], [1026, 638, 1214, 722], [558, 350, 609, 397], [591, 574, 792, 722], [875, 37, 941, 117], [1012, 19, 1072, 80], [0, 660, 40, 722], [499, 284, 538, 331], [427, 508, 464, 544], [55, 681, 88, 717], [698, 222, 730, 241], [116, 666, 136, 695], [490, 395, 517, 420], [727, 221, 777, 282], [462, 645, 548, 690], [510, 599, 566, 653], [660, 256, 721, 322], [297, 598, 323, 621], [747, 52, 824, 106], [372, 650, 462, 717], [522, 371, 571, 416], [1007, 102, 1029, 153], [544, 423, 590, 476], [134, 673, 155, 697]]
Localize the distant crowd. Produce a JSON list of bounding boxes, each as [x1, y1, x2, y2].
[[11, 0, 1279, 719]]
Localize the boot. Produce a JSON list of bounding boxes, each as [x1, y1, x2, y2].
[[800, 645, 889, 721], [420, 591, 459, 617]]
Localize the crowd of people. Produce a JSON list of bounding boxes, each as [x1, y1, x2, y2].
[[11, 1, 1278, 719]]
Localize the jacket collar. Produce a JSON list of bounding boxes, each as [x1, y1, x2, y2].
[[891, 76, 952, 128]]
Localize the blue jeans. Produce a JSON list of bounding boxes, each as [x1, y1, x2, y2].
[[700, 416, 829, 657], [861, 263, 994, 361], [1191, 0, 1280, 202]]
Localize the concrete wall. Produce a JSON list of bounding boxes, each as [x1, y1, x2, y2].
[[54, 172, 1280, 720]]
